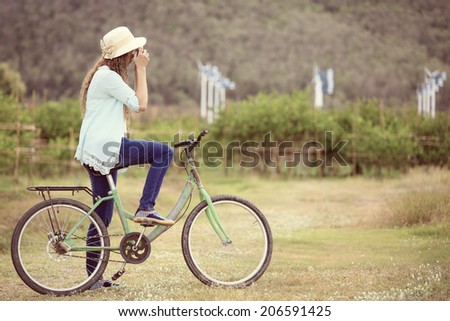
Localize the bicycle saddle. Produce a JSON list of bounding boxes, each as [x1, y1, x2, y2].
[[83, 163, 127, 176]]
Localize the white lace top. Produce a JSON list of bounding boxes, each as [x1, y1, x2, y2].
[[74, 66, 140, 174]]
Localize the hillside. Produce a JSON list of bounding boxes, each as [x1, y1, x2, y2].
[[0, 0, 449, 109]]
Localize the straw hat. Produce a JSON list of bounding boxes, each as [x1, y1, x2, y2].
[[100, 26, 147, 59]]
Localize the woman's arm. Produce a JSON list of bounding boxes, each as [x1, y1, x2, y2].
[[134, 48, 150, 112]]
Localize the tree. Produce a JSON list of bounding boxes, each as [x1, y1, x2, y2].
[[0, 62, 26, 101]]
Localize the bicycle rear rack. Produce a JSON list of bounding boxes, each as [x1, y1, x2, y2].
[[27, 186, 99, 201]]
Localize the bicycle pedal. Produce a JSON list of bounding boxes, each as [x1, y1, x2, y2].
[[133, 218, 156, 227], [140, 222, 156, 227]]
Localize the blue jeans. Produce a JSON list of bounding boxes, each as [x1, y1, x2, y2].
[[86, 138, 174, 275]]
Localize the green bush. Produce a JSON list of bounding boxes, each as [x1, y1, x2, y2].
[[0, 93, 35, 174], [413, 115, 450, 166], [35, 99, 81, 140], [213, 91, 315, 142], [212, 91, 448, 176], [0, 131, 16, 174], [2, 89, 448, 178], [32, 137, 74, 177], [348, 100, 415, 173], [0, 62, 26, 101], [0, 92, 17, 122]]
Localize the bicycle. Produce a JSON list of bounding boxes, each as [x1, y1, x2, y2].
[[11, 129, 273, 296]]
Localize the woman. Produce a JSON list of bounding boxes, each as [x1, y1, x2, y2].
[[75, 26, 174, 286]]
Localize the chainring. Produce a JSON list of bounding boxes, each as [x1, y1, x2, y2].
[[119, 232, 151, 264]]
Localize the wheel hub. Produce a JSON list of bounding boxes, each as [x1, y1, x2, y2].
[[47, 233, 71, 261]]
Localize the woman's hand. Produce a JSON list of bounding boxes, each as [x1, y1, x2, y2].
[[133, 47, 149, 111], [134, 47, 150, 69]]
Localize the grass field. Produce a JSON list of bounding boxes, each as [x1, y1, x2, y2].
[[0, 166, 449, 301]]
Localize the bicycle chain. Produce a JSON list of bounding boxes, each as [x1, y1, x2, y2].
[[70, 232, 126, 242], [64, 233, 128, 263], [68, 253, 125, 264]]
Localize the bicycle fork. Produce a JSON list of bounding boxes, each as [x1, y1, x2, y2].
[[198, 188, 232, 245]]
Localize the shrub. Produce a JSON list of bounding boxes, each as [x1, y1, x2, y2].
[[213, 91, 429, 175], [35, 99, 82, 140], [0, 62, 26, 101], [412, 115, 450, 166], [0, 131, 16, 174]]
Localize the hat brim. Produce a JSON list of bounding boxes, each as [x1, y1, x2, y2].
[[110, 37, 147, 59]]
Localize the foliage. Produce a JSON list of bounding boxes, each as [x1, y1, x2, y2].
[[212, 91, 448, 175], [0, 93, 81, 176], [32, 137, 74, 177], [0, 92, 18, 123], [2, 86, 448, 177], [213, 91, 315, 142], [412, 115, 450, 166], [0, 0, 449, 109], [0, 131, 16, 174], [0, 62, 26, 101], [0, 93, 33, 174], [35, 99, 82, 140]]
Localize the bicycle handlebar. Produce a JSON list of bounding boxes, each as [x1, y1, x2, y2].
[[173, 129, 209, 149], [196, 128, 209, 141]]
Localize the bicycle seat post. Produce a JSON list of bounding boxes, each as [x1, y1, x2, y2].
[[106, 173, 116, 193]]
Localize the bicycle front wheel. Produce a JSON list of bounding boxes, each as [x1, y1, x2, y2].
[[182, 195, 273, 287], [11, 198, 110, 295]]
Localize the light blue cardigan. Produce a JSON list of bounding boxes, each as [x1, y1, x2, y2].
[[75, 66, 140, 174]]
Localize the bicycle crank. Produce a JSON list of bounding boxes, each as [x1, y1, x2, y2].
[[119, 232, 151, 264]]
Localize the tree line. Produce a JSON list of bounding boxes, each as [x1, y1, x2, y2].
[[0, 0, 449, 109]]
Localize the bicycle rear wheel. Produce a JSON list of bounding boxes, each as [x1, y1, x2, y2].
[[182, 195, 272, 287], [11, 198, 110, 295]]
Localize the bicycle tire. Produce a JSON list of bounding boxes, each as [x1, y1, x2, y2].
[[11, 198, 110, 295], [182, 195, 273, 287]]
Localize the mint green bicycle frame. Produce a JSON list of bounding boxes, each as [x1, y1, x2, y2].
[[63, 157, 231, 252]]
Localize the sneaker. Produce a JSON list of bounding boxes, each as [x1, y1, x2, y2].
[[89, 278, 121, 290], [133, 210, 175, 226]]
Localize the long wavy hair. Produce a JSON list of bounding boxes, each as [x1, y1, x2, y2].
[[80, 52, 131, 119]]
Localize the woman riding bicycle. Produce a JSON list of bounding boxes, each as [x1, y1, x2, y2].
[[74, 26, 174, 285]]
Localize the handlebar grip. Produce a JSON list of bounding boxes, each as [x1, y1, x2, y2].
[[174, 130, 208, 149], [197, 129, 209, 141], [174, 141, 191, 148]]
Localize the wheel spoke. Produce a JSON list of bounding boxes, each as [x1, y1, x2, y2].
[[183, 196, 272, 287], [11, 199, 110, 295]]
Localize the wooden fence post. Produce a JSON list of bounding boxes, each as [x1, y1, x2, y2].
[[69, 127, 75, 174], [351, 102, 359, 176], [14, 121, 21, 182]]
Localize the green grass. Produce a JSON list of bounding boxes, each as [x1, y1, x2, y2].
[[0, 167, 449, 301]]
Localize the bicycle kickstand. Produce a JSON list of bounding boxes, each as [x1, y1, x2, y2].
[[112, 262, 127, 281]]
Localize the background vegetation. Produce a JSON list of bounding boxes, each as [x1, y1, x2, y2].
[[1, 91, 449, 177], [213, 91, 450, 176], [0, 1, 448, 302], [0, 0, 449, 108]]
